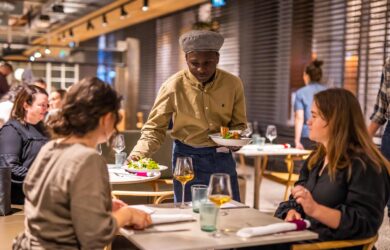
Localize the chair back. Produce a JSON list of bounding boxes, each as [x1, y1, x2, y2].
[[291, 234, 378, 250]]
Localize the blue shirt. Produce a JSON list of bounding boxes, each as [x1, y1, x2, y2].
[[294, 83, 326, 138]]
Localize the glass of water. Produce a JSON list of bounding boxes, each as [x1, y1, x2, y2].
[[266, 125, 277, 144]]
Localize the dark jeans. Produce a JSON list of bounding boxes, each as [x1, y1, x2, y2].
[[381, 122, 390, 213], [172, 140, 240, 202]]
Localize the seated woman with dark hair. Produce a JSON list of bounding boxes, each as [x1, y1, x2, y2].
[[13, 77, 151, 249], [0, 85, 49, 204], [275, 88, 390, 246]]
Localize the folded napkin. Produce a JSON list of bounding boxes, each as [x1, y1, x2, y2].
[[263, 144, 291, 150], [151, 214, 195, 225], [236, 219, 310, 238]]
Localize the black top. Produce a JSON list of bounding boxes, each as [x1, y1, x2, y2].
[[275, 156, 390, 241], [0, 119, 48, 204]]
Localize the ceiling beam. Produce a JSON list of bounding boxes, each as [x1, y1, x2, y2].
[[24, 0, 207, 57]]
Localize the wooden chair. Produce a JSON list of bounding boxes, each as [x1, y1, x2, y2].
[[112, 179, 174, 205], [291, 234, 378, 250]]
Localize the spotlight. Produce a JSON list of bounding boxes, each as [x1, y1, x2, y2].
[[142, 0, 149, 11], [44, 47, 51, 55], [69, 28, 74, 37], [29, 56, 35, 61], [120, 5, 128, 19], [87, 20, 94, 30], [102, 14, 108, 27], [34, 51, 42, 58]]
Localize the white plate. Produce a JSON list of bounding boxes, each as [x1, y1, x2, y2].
[[124, 164, 168, 173], [209, 133, 252, 147]]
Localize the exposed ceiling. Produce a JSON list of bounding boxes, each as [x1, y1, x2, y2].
[[0, 0, 207, 61]]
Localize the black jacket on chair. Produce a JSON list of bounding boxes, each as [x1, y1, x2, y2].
[[0, 119, 48, 204]]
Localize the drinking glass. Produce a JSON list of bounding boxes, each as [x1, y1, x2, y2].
[[173, 157, 194, 208], [96, 144, 102, 155], [266, 125, 277, 144], [207, 173, 232, 237], [241, 122, 253, 138], [112, 134, 126, 154]]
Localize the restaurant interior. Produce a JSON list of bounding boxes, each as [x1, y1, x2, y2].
[[1, 0, 390, 249]]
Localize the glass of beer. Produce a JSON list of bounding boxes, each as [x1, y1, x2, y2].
[[174, 157, 194, 208]]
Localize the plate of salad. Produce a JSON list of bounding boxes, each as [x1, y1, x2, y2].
[[125, 158, 168, 173], [209, 127, 252, 147]]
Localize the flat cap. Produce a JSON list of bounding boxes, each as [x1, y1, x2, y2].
[[179, 30, 224, 53]]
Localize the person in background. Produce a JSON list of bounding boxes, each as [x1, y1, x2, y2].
[[46, 89, 67, 124], [129, 30, 247, 202], [13, 77, 151, 249], [0, 85, 49, 204], [32, 78, 47, 90], [294, 60, 326, 149], [275, 88, 390, 246], [0, 61, 13, 99], [367, 57, 390, 219], [0, 85, 25, 127]]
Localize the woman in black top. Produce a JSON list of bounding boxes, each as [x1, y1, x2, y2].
[[275, 88, 390, 244], [0, 85, 48, 204]]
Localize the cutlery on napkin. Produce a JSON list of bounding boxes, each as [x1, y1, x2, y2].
[[236, 219, 311, 238]]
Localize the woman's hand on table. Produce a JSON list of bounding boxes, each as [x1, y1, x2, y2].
[[291, 185, 318, 217], [284, 209, 302, 221], [112, 199, 127, 212]]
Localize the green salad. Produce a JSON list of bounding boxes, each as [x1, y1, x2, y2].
[[128, 158, 159, 170]]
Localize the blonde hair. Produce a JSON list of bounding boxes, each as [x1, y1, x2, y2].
[[308, 88, 390, 180]]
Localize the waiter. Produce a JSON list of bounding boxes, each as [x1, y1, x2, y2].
[[129, 30, 247, 202], [0, 61, 13, 99]]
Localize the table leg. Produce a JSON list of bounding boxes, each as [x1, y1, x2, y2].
[[253, 156, 261, 209], [283, 154, 294, 201]]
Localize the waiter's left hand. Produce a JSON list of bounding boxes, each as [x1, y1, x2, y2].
[[291, 185, 318, 217]]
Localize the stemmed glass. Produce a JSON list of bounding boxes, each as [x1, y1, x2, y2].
[[207, 173, 232, 237], [112, 134, 125, 154], [173, 157, 194, 208], [266, 125, 277, 144], [96, 144, 102, 155]]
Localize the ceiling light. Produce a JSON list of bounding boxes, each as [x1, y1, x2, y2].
[[87, 20, 94, 30], [102, 14, 108, 27], [120, 5, 128, 19], [29, 56, 35, 61], [142, 0, 149, 11], [44, 47, 51, 55], [69, 28, 74, 37], [34, 51, 42, 58]]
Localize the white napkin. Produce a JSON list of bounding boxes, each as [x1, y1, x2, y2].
[[236, 220, 311, 238], [263, 144, 291, 150], [151, 214, 195, 225]]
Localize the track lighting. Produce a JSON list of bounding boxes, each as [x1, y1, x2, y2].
[[87, 20, 94, 30], [142, 0, 149, 11], [120, 5, 128, 19], [102, 14, 108, 27]]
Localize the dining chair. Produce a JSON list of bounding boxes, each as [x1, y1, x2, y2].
[[291, 234, 378, 250], [112, 179, 174, 204]]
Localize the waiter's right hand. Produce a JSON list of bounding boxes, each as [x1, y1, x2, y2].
[[127, 155, 140, 163]]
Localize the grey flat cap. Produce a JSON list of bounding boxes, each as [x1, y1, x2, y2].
[[179, 30, 224, 53]]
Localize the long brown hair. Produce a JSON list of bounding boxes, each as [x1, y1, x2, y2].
[[11, 85, 48, 125], [308, 88, 390, 179]]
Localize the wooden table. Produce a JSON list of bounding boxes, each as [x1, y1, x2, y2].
[[108, 164, 161, 184], [0, 205, 24, 250], [236, 145, 311, 209], [120, 204, 318, 250]]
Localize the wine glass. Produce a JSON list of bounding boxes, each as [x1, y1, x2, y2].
[[241, 122, 253, 138], [173, 157, 194, 208], [112, 134, 125, 154], [96, 144, 102, 155], [266, 125, 277, 144], [207, 173, 232, 237]]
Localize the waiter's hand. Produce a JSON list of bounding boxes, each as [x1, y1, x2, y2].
[[127, 155, 140, 163], [227, 146, 242, 152]]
